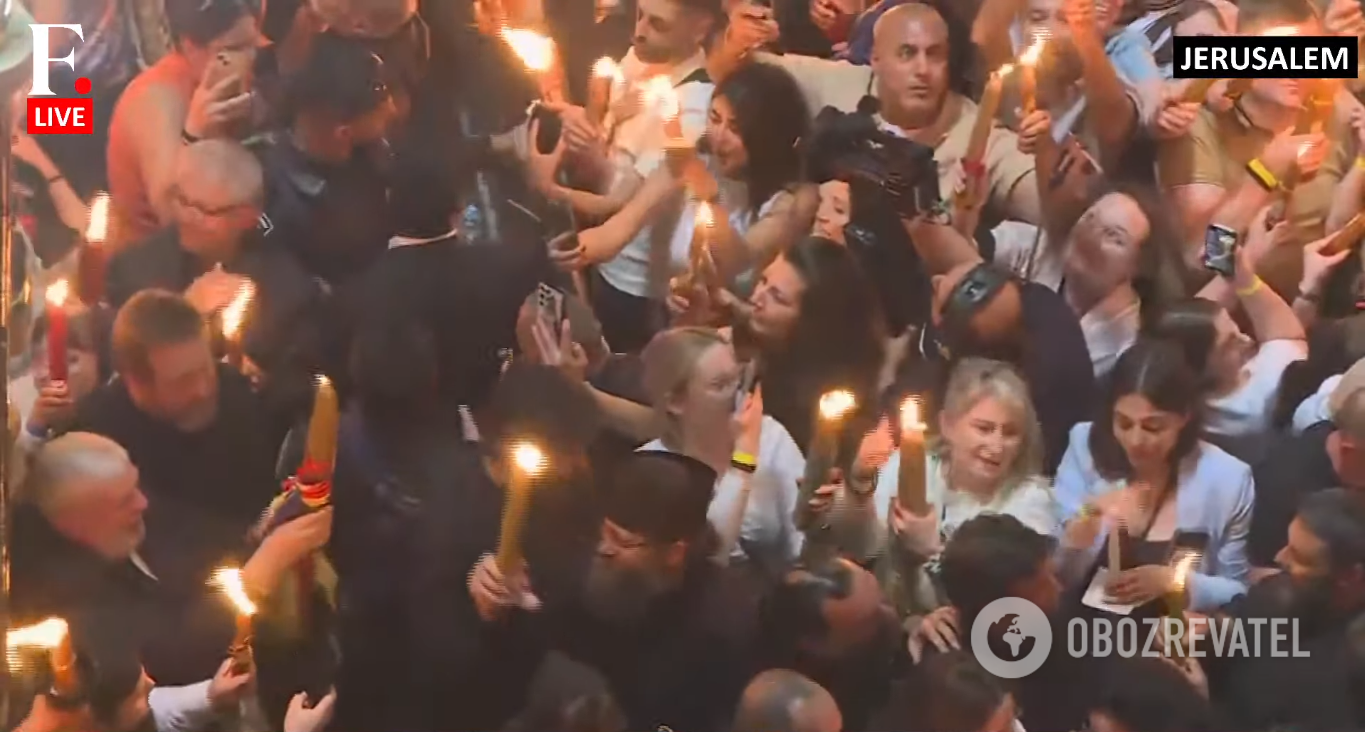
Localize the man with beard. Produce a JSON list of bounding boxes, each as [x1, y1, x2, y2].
[[757, 559, 903, 732], [470, 451, 765, 732], [1202, 488, 1365, 731]]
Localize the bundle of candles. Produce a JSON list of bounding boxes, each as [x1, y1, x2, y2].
[[496, 442, 548, 575], [7, 617, 80, 704], [212, 567, 258, 672], [796, 390, 858, 531], [961, 36, 1045, 211], [77, 193, 110, 306]]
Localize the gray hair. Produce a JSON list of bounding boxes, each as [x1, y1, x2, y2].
[[25, 433, 132, 511]]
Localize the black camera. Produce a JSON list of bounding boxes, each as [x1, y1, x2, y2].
[[802, 98, 940, 220]]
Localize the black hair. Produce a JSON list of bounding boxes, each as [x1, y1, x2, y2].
[[67, 607, 145, 727], [878, 651, 1011, 732], [349, 319, 439, 438], [481, 361, 602, 461], [1144, 298, 1223, 388], [758, 558, 857, 661], [1092, 657, 1223, 732], [711, 62, 809, 215], [940, 514, 1053, 630], [1088, 339, 1205, 482], [387, 138, 461, 239], [283, 34, 393, 123], [1298, 488, 1365, 574], [166, 0, 259, 48]]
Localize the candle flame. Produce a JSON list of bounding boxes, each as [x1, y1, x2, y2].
[[900, 396, 926, 431], [211, 567, 257, 616], [996, 62, 1015, 76], [641, 76, 680, 121], [85, 193, 110, 243], [592, 57, 623, 82], [7, 618, 68, 650], [818, 390, 857, 421], [221, 281, 254, 341], [695, 201, 715, 229], [1171, 552, 1199, 592], [501, 28, 556, 72], [1019, 36, 1046, 67], [1261, 25, 1300, 36], [512, 442, 546, 475], [317, 374, 331, 389], [45, 279, 69, 308]]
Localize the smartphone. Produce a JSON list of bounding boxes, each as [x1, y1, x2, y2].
[[1202, 224, 1239, 278], [536, 282, 566, 328]]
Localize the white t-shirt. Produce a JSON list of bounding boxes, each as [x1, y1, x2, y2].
[[1205, 339, 1307, 458], [1293, 374, 1340, 433], [640, 415, 806, 563]]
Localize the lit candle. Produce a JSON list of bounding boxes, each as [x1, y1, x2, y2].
[[501, 28, 561, 102], [643, 76, 684, 146], [44, 279, 70, 383], [1163, 552, 1199, 657], [960, 64, 1011, 211], [496, 442, 547, 574], [7, 617, 78, 699], [797, 390, 857, 530], [1018, 36, 1046, 117], [897, 397, 928, 515], [78, 192, 109, 306], [689, 201, 716, 289], [301, 375, 339, 492], [211, 567, 257, 672], [588, 57, 622, 127], [220, 281, 254, 370]]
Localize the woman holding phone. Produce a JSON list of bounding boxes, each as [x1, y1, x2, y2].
[[107, 0, 262, 250]]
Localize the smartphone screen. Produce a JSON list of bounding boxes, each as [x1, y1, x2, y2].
[[1202, 224, 1238, 278]]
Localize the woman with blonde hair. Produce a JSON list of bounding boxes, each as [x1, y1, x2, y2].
[[639, 326, 808, 571], [874, 358, 1060, 614]]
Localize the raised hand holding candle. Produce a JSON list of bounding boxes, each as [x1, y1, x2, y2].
[[643, 76, 684, 146], [588, 57, 622, 127], [221, 281, 254, 370], [45, 279, 70, 383], [1018, 36, 1046, 117], [78, 193, 110, 306], [797, 390, 857, 529], [496, 442, 547, 574], [212, 567, 258, 671], [897, 397, 928, 515], [7, 617, 79, 700], [689, 201, 717, 289]]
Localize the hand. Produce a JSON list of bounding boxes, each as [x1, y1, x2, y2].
[[734, 386, 764, 455], [468, 553, 542, 622], [1239, 205, 1289, 275], [549, 227, 611, 271], [1061, 505, 1104, 550], [283, 689, 336, 732], [1016, 109, 1052, 155], [890, 498, 942, 557], [947, 160, 988, 237], [1104, 564, 1174, 605], [1204, 79, 1235, 113], [810, 0, 840, 31], [184, 66, 253, 140], [1326, 0, 1365, 37], [804, 468, 844, 517], [852, 416, 895, 483], [259, 507, 334, 568], [526, 118, 568, 198], [728, 2, 780, 53], [530, 317, 589, 382], [1164, 654, 1210, 699], [27, 381, 75, 434], [11, 131, 54, 173], [207, 658, 254, 710], [1063, 0, 1100, 36], [1155, 85, 1201, 140], [185, 270, 251, 316], [546, 103, 604, 156], [1300, 234, 1351, 296], [1261, 129, 1327, 180], [679, 156, 720, 202], [907, 605, 961, 663]]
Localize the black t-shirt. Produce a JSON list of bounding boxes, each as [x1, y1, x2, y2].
[[1248, 421, 1341, 566]]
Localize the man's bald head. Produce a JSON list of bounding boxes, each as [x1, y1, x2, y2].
[[731, 670, 842, 732], [869, 2, 954, 129], [26, 433, 146, 560], [175, 140, 264, 209], [873, 2, 947, 46]]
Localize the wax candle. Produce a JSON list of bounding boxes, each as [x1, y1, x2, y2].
[[897, 397, 928, 515], [212, 567, 258, 672], [797, 390, 857, 530], [1018, 37, 1046, 117], [302, 375, 339, 490], [45, 279, 70, 383], [1108, 514, 1122, 575], [588, 57, 621, 127], [6, 617, 77, 698], [689, 201, 716, 289], [1180, 78, 1219, 105], [965, 66, 1009, 166], [1163, 552, 1198, 657], [1326, 212, 1365, 255], [496, 442, 546, 573], [220, 281, 254, 370], [78, 193, 110, 306]]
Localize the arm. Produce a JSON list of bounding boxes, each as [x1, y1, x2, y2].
[[14, 137, 88, 232], [711, 185, 819, 282], [1052, 424, 1094, 520], [972, 0, 1020, 71], [577, 167, 685, 264], [1187, 467, 1253, 611], [899, 218, 983, 276], [985, 126, 1044, 226], [1326, 160, 1365, 234], [589, 386, 658, 444], [128, 85, 191, 226], [1071, 27, 1141, 165], [149, 681, 217, 732]]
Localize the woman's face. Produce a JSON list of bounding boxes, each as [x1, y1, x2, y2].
[[1111, 393, 1189, 474], [669, 342, 743, 435], [942, 395, 1025, 488], [706, 95, 749, 179], [1063, 193, 1147, 295], [748, 257, 807, 344], [813, 181, 851, 244], [1208, 308, 1254, 386]]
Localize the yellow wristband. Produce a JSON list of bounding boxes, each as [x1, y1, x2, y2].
[[1236, 277, 1264, 297], [1246, 158, 1280, 192], [1355, 156, 1365, 171], [732, 451, 757, 468]]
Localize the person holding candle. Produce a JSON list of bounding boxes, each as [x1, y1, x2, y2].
[[13, 309, 105, 456], [873, 358, 1059, 615], [1054, 340, 1254, 615]]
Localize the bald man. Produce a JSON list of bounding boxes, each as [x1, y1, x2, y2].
[[732, 670, 843, 732], [742, 2, 1042, 229]]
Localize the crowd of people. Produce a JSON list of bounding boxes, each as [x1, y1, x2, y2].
[[7, 0, 1365, 730]]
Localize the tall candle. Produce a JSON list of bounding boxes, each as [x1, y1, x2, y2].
[[966, 66, 1008, 165], [45, 280, 70, 383], [1163, 552, 1198, 657], [897, 397, 928, 514], [220, 281, 254, 370], [496, 442, 546, 573], [1181, 78, 1220, 104], [78, 193, 110, 306], [212, 567, 257, 672], [1327, 212, 1365, 254], [1018, 37, 1046, 117], [588, 57, 621, 127], [797, 390, 857, 530], [689, 201, 716, 289], [301, 376, 340, 493], [1108, 514, 1122, 575]]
